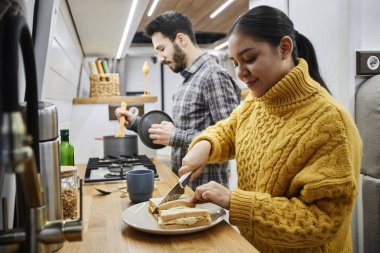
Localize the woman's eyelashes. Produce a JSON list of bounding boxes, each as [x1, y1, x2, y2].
[[245, 56, 256, 64], [231, 55, 257, 69]]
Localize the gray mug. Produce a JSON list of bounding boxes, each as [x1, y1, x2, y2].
[[126, 169, 154, 203]]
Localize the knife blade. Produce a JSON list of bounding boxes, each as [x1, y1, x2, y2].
[[152, 171, 192, 214]]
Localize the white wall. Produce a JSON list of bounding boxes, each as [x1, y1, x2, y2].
[[360, 0, 380, 49], [40, 0, 83, 131]]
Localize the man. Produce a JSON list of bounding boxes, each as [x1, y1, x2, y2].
[[116, 11, 240, 190]]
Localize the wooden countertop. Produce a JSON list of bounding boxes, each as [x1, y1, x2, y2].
[[57, 158, 259, 253]]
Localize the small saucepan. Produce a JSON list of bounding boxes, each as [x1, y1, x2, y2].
[[101, 134, 138, 158]]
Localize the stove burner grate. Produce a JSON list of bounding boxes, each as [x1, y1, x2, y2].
[[84, 155, 158, 183]]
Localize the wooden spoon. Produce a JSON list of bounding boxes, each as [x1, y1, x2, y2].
[[115, 101, 127, 138], [95, 186, 126, 195]]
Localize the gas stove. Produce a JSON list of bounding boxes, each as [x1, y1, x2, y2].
[[83, 155, 158, 184]]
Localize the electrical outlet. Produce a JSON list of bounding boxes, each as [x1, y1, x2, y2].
[[356, 51, 380, 76], [108, 104, 144, 120]]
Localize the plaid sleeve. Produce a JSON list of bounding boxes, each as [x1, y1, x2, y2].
[[169, 127, 199, 148], [204, 71, 240, 122], [127, 115, 140, 133]]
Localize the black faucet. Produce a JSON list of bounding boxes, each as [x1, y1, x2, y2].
[[0, 8, 82, 253], [2, 5, 40, 171]]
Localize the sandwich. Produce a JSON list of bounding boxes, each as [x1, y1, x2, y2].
[[148, 195, 211, 229], [148, 196, 196, 214], [157, 207, 211, 229]]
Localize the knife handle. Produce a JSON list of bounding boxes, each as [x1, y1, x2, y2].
[[179, 172, 192, 188]]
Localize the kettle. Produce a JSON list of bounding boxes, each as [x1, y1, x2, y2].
[[20, 101, 63, 251]]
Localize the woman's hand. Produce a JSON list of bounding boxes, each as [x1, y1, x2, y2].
[[115, 107, 134, 128], [193, 181, 231, 209], [178, 140, 211, 182]]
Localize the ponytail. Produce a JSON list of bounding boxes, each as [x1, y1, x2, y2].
[[294, 32, 330, 93]]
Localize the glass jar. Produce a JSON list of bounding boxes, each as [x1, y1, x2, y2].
[[61, 166, 79, 220]]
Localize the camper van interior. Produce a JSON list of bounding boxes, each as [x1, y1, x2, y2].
[[0, 0, 379, 252]]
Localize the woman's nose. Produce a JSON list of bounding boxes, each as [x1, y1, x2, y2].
[[238, 67, 249, 79]]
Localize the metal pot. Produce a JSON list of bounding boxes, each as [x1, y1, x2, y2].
[[102, 134, 138, 158]]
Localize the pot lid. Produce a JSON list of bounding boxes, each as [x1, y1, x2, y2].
[[138, 110, 173, 149]]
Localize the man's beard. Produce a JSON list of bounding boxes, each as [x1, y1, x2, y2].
[[171, 42, 186, 73]]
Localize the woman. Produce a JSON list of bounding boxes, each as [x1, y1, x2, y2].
[[179, 5, 362, 253]]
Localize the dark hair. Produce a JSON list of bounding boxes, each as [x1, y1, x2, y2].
[[144, 11, 197, 45], [228, 5, 330, 93]]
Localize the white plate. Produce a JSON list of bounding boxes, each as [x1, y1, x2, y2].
[[120, 201, 226, 235]]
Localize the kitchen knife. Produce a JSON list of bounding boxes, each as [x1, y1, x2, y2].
[[152, 171, 192, 214]]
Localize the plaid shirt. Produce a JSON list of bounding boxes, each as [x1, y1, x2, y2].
[[170, 53, 240, 189]]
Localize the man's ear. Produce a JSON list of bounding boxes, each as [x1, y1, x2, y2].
[[279, 36, 293, 60], [175, 33, 187, 47]]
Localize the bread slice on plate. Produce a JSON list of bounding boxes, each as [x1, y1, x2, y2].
[[157, 207, 212, 229], [148, 196, 196, 214]]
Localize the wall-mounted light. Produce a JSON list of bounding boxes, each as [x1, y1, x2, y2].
[[147, 0, 160, 16], [215, 41, 228, 51], [210, 0, 235, 19], [116, 0, 139, 59]]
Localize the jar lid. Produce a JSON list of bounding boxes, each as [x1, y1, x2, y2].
[[61, 165, 77, 178]]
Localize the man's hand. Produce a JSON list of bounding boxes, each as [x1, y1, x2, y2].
[[148, 121, 174, 146], [115, 107, 134, 128]]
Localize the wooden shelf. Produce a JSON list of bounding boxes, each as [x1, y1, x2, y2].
[[72, 95, 157, 105]]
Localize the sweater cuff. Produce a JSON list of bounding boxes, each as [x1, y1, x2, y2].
[[229, 189, 254, 227]]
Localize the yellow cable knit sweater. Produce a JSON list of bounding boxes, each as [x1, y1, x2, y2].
[[190, 59, 362, 253]]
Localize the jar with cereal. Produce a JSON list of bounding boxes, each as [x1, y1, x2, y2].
[[61, 166, 79, 220]]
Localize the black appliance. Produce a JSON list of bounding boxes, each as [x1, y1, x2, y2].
[[84, 155, 158, 184]]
